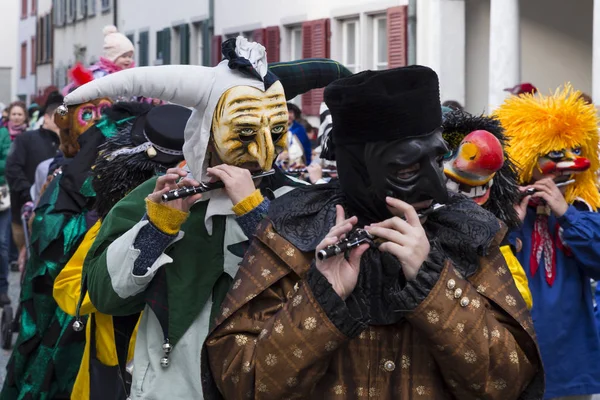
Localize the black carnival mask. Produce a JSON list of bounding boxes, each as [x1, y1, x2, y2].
[[364, 129, 449, 206]]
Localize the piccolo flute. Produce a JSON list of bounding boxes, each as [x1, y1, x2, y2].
[[161, 169, 275, 202], [286, 168, 336, 174], [520, 179, 575, 199], [317, 203, 446, 260]]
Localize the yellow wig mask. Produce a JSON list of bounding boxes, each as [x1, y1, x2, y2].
[[495, 84, 600, 210]]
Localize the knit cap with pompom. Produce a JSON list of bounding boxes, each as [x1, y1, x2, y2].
[[102, 25, 134, 62]]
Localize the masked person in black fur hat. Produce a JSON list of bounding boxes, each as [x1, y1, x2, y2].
[[0, 102, 151, 400], [203, 66, 543, 400], [53, 104, 190, 400], [441, 109, 532, 309], [60, 37, 351, 399]]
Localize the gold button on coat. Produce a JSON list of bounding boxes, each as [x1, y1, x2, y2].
[[383, 360, 396, 372]]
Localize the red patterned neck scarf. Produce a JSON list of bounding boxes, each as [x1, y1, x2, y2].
[[528, 199, 572, 286]]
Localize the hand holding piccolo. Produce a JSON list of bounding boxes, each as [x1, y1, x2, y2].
[[161, 169, 275, 202]]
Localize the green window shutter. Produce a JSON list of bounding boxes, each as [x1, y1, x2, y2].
[[139, 31, 149, 66], [162, 27, 171, 65], [180, 24, 190, 64], [156, 30, 164, 64]]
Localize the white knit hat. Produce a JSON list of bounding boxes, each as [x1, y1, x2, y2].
[[102, 25, 134, 62]]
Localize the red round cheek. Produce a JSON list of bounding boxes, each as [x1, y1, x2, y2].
[[538, 159, 557, 174]]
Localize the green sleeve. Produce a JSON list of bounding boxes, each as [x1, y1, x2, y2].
[[82, 176, 159, 316], [0, 128, 12, 185]]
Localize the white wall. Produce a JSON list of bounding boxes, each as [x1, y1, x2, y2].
[[118, 0, 209, 66], [0, 0, 19, 104], [465, 0, 490, 114], [17, 9, 37, 103], [521, 0, 593, 96], [53, 0, 114, 89], [463, 0, 593, 114]]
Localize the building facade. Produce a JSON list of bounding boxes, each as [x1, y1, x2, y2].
[[34, 0, 57, 105], [117, 0, 211, 69], [17, 0, 39, 104], [52, 0, 115, 91], [0, 0, 20, 105], [214, 0, 409, 117], [418, 0, 596, 114]]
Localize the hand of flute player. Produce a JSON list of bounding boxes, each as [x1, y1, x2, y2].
[[315, 205, 369, 300], [365, 197, 430, 281], [525, 177, 569, 217], [147, 168, 202, 213], [206, 165, 257, 205], [514, 189, 532, 223]]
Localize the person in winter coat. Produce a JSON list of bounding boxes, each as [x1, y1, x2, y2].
[[3, 101, 28, 140], [202, 66, 543, 400], [497, 84, 600, 400], [0, 120, 13, 306], [5, 95, 61, 263]]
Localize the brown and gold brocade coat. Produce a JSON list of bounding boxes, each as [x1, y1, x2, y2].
[[202, 220, 543, 400]]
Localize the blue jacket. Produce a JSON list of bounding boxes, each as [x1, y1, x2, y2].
[[509, 203, 600, 399], [289, 121, 312, 165]]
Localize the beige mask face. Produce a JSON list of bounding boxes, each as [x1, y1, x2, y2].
[[211, 81, 288, 172]]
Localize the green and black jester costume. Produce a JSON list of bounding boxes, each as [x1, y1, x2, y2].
[[1, 103, 152, 400]]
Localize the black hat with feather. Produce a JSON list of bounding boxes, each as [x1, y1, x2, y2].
[[92, 104, 190, 219]]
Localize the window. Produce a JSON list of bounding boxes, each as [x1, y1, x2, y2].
[[77, 0, 87, 19], [101, 0, 110, 12], [88, 0, 95, 16], [53, 0, 65, 26], [67, 0, 75, 23], [31, 0, 36, 15], [373, 16, 388, 70], [20, 42, 27, 78], [179, 24, 190, 64], [37, 17, 44, 63], [156, 28, 171, 65], [290, 27, 302, 61], [45, 14, 52, 61], [31, 37, 36, 74], [21, 0, 27, 18], [342, 19, 360, 73], [138, 31, 149, 66]]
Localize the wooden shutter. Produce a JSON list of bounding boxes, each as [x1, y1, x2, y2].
[[31, 37, 36, 74], [211, 35, 222, 66], [162, 28, 171, 65], [387, 6, 408, 69], [180, 24, 190, 64], [265, 26, 280, 63], [139, 31, 149, 66], [253, 28, 265, 45], [301, 18, 330, 116], [156, 30, 163, 63], [21, 43, 27, 78], [22, 0, 27, 18]]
